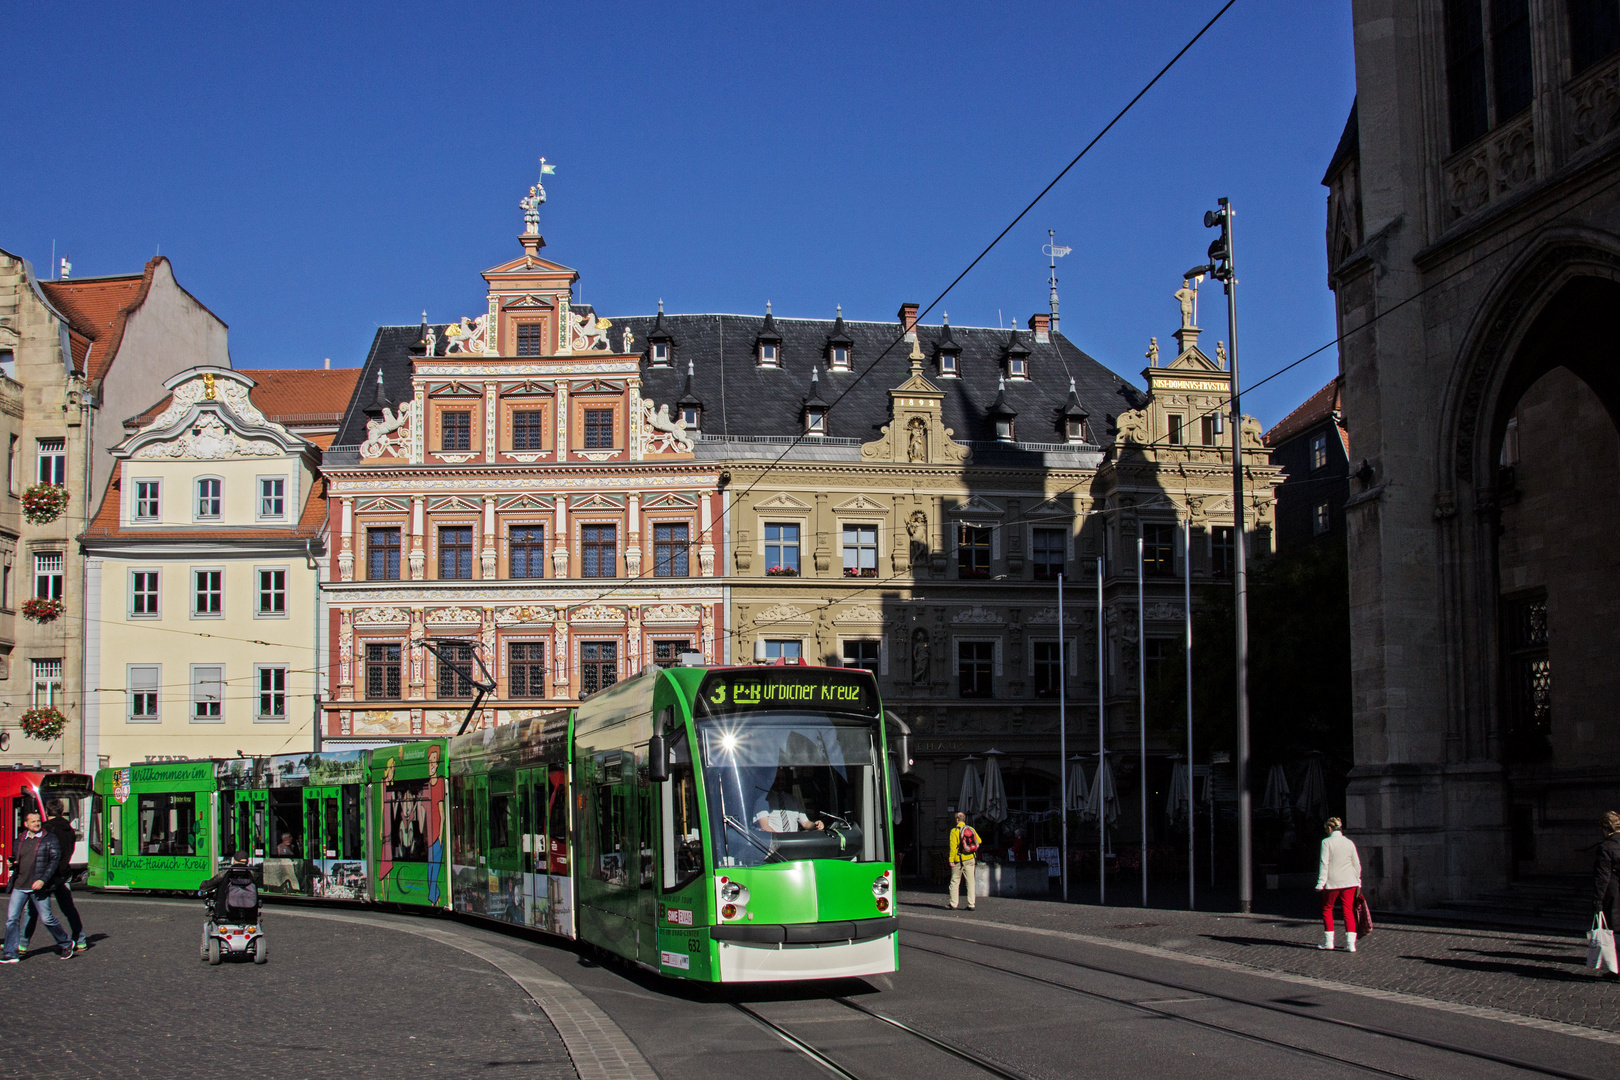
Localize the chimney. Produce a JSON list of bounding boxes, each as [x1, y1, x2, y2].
[[1028, 313, 1051, 344], [323, 357, 331, 370], [897, 303, 919, 341]]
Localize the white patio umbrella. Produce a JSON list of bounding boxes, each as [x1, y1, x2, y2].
[[1089, 753, 1120, 825], [981, 749, 1008, 825], [1166, 758, 1191, 831], [1261, 763, 1292, 815], [1294, 755, 1328, 824], [1065, 755, 1090, 813], [957, 756, 984, 817]]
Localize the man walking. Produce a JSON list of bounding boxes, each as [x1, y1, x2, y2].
[[948, 812, 979, 911], [22, 801, 88, 953], [3, 809, 75, 962]]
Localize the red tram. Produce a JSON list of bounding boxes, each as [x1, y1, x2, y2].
[[0, 768, 93, 888]]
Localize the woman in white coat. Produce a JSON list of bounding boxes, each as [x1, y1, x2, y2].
[[1315, 816, 1362, 951]]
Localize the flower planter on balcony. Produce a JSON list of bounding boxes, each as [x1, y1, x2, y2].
[[22, 484, 69, 525], [22, 597, 63, 622], [766, 566, 800, 577], [19, 706, 65, 742]]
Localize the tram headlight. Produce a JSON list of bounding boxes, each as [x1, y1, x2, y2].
[[720, 881, 742, 902], [872, 870, 892, 898]]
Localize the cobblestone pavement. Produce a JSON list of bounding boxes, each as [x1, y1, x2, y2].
[[900, 888, 1620, 1035], [5, 896, 574, 1080]]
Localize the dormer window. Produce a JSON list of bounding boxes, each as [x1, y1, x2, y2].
[[1008, 355, 1027, 379], [988, 375, 1017, 444], [652, 341, 670, 366], [995, 417, 1014, 441], [682, 405, 701, 431], [759, 342, 778, 367], [939, 352, 958, 376], [827, 305, 853, 372], [1066, 417, 1086, 443], [831, 346, 849, 371], [806, 408, 827, 435]]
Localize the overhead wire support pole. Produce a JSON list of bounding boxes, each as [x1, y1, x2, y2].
[[1097, 553, 1106, 907], [1058, 570, 1068, 903], [1185, 518, 1195, 911], [1138, 534, 1147, 908]]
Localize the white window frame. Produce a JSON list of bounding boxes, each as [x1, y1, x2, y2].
[[680, 405, 701, 431], [651, 341, 670, 366], [7, 434, 18, 495], [255, 664, 289, 722], [830, 345, 850, 371], [939, 352, 958, 377], [36, 438, 65, 486], [194, 476, 223, 521], [840, 521, 880, 576], [1008, 355, 1028, 379], [257, 475, 287, 521], [34, 552, 63, 600], [129, 568, 161, 619], [762, 520, 806, 575], [838, 636, 884, 677], [190, 664, 224, 724], [132, 478, 162, 522], [192, 566, 224, 619], [805, 408, 826, 436], [255, 565, 288, 618], [758, 342, 779, 368], [32, 658, 62, 707], [128, 664, 160, 723], [762, 639, 803, 661]]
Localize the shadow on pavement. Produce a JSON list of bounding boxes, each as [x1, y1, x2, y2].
[[1401, 954, 1594, 981]]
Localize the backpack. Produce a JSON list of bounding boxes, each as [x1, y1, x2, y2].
[[958, 825, 979, 856], [225, 869, 258, 910]]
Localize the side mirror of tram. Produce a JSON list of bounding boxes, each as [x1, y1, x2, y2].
[[647, 735, 668, 783]]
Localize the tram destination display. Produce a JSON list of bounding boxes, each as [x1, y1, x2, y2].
[[695, 668, 879, 719]]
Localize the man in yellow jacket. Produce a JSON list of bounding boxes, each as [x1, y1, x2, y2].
[[948, 812, 978, 910]]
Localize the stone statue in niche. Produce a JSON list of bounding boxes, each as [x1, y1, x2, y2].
[[906, 417, 927, 463], [907, 510, 929, 567], [911, 628, 931, 684]]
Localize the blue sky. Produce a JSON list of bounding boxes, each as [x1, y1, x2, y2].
[[2, 2, 1354, 426]]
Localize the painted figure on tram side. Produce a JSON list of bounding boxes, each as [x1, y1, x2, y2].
[[1315, 816, 1362, 952], [427, 744, 445, 905], [377, 757, 397, 894]]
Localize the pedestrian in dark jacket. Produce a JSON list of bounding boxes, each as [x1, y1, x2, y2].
[[1593, 811, 1620, 932], [21, 801, 87, 952], [2, 810, 74, 962]]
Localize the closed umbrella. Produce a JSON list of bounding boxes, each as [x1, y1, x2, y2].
[[957, 756, 983, 817], [1294, 755, 1328, 824], [1066, 755, 1090, 814], [1261, 763, 1291, 816], [981, 749, 1007, 825], [1166, 758, 1190, 831], [1090, 753, 1119, 825]]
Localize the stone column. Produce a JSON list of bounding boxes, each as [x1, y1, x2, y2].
[[337, 610, 354, 701], [813, 492, 831, 573], [409, 497, 426, 580], [698, 492, 715, 576], [338, 498, 354, 582], [552, 495, 570, 578], [625, 494, 642, 578], [892, 494, 909, 574], [481, 497, 497, 579]]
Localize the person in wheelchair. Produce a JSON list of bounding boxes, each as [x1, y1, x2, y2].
[[202, 850, 261, 923]]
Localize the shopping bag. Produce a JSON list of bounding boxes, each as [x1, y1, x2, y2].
[[1353, 890, 1373, 938], [1587, 914, 1618, 974]]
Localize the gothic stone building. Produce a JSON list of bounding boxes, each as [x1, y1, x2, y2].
[[1328, 0, 1620, 904]]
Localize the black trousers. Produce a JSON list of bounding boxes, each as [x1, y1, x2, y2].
[[22, 881, 82, 943]]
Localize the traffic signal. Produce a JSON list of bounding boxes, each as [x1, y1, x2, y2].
[[1205, 199, 1233, 282]]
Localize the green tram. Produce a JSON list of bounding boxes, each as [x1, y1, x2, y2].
[[87, 663, 899, 983]]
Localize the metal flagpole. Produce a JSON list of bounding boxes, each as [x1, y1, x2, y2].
[[1097, 553, 1106, 906], [1059, 571, 1068, 902], [1138, 534, 1147, 908], [1185, 519, 1195, 911]]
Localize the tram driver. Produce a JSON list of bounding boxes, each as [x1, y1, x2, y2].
[[754, 769, 826, 834]]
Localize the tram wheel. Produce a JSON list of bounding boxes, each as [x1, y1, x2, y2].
[[207, 939, 221, 966]]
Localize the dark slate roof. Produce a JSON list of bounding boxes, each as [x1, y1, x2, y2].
[[334, 313, 1138, 448], [1321, 98, 1359, 185]]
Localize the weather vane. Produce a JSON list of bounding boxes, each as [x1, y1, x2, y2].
[[1043, 230, 1071, 333]]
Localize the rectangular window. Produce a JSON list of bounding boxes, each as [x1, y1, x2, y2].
[[513, 409, 545, 450], [1311, 431, 1329, 471], [958, 641, 994, 698], [196, 478, 221, 519], [128, 664, 159, 722], [1211, 526, 1236, 577], [652, 341, 670, 365], [435, 643, 475, 699], [940, 352, 958, 376], [1008, 355, 1027, 378], [1142, 523, 1175, 576], [1491, 0, 1533, 120], [136, 793, 197, 856], [581, 524, 616, 578], [764, 523, 800, 574], [368, 527, 401, 581], [510, 525, 545, 578], [193, 569, 223, 616], [36, 438, 65, 486], [1032, 528, 1065, 580], [842, 639, 880, 675], [441, 410, 471, 451], [957, 524, 992, 578], [256, 665, 287, 720], [653, 522, 689, 577], [831, 346, 850, 370], [508, 641, 547, 698], [1201, 415, 1217, 445], [439, 526, 473, 579], [653, 639, 692, 668], [516, 323, 542, 357], [32, 659, 61, 707], [1571, 0, 1620, 75], [1167, 414, 1183, 445], [134, 480, 161, 520], [583, 408, 614, 449], [759, 342, 778, 366], [1145, 639, 1175, 684], [1034, 641, 1063, 697], [1445, 0, 1489, 150], [131, 570, 159, 617], [259, 477, 286, 519], [35, 553, 63, 600], [191, 665, 224, 722], [1313, 501, 1332, 536], [257, 568, 286, 615], [580, 641, 618, 696], [763, 640, 801, 661], [366, 643, 402, 700], [6, 434, 17, 495], [843, 524, 878, 577]]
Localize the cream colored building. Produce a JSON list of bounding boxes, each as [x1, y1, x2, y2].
[[82, 367, 329, 766]]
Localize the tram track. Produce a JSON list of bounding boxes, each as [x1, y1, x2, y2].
[[731, 997, 1035, 1080], [902, 925, 1606, 1080]]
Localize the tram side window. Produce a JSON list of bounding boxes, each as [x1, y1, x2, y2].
[[451, 776, 473, 863], [592, 766, 630, 887], [89, 797, 104, 856], [218, 797, 235, 857], [489, 791, 512, 851], [546, 767, 569, 874], [387, 779, 431, 862], [107, 799, 122, 856], [662, 730, 704, 891], [268, 791, 302, 857], [138, 793, 198, 856], [322, 797, 340, 857], [342, 786, 362, 860]]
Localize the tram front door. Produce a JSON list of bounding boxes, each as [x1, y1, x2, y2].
[[302, 784, 364, 898]]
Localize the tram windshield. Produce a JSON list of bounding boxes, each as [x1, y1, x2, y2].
[[698, 715, 888, 866]]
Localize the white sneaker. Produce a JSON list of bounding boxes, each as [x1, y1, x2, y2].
[[1346, 932, 1358, 953], [1318, 931, 1334, 950]]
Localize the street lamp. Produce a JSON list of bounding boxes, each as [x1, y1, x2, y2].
[[1186, 196, 1253, 914]]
